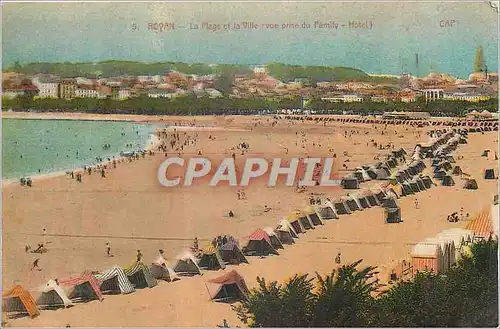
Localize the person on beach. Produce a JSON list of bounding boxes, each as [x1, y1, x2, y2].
[[335, 253, 341, 264], [31, 258, 40, 271], [101, 168, 106, 178], [42, 228, 47, 245], [136, 250, 143, 262], [414, 199, 419, 209], [105, 242, 113, 257], [193, 238, 199, 252]]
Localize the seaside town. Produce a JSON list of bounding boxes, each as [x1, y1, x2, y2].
[[1, 2, 499, 327], [2, 47, 498, 119]]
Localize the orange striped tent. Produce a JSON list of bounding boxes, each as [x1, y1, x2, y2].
[[2, 285, 40, 318], [466, 208, 494, 240]]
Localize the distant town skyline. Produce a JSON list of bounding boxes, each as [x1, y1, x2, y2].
[[2, 2, 498, 79]]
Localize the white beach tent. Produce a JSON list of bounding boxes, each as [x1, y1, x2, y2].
[[36, 279, 74, 309], [94, 266, 135, 294], [150, 255, 179, 282], [173, 252, 202, 276]]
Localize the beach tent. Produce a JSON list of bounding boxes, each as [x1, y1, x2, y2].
[[441, 175, 455, 186], [304, 206, 324, 226], [484, 168, 496, 179], [414, 178, 426, 191], [286, 211, 307, 234], [382, 197, 398, 209], [411, 243, 444, 276], [243, 229, 278, 256], [433, 170, 447, 179], [206, 270, 250, 302], [198, 245, 226, 270], [263, 228, 285, 249], [274, 222, 296, 245], [297, 211, 315, 230], [375, 168, 390, 180], [173, 252, 202, 276], [150, 255, 179, 282], [59, 272, 103, 302], [316, 202, 338, 220], [409, 181, 421, 193], [365, 192, 381, 206], [219, 239, 249, 264], [2, 285, 40, 319], [373, 190, 387, 204], [123, 261, 158, 288], [452, 166, 463, 176], [421, 176, 434, 189], [356, 195, 371, 209], [423, 237, 454, 271], [365, 168, 378, 180], [401, 183, 413, 196], [385, 207, 402, 223], [341, 177, 360, 189], [36, 279, 73, 310], [333, 201, 351, 215], [343, 197, 362, 212], [355, 168, 372, 181], [353, 171, 365, 183], [95, 266, 135, 294], [463, 178, 478, 190]]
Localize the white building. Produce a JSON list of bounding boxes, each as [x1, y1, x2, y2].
[[253, 66, 267, 74], [205, 88, 223, 98], [443, 92, 491, 102], [76, 87, 98, 98], [76, 77, 93, 85], [343, 94, 364, 103], [148, 89, 175, 98], [423, 88, 444, 101], [371, 96, 387, 103], [32, 77, 59, 98], [401, 95, 417, 103], [118, 89, 131, 99]]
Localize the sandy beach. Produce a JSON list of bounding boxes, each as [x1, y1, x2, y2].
[[2, 113, 498, 327]]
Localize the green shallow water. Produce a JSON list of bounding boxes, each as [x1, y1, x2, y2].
[[2, 118, 157, 179]]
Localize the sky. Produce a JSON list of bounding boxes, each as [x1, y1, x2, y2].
[[2, 1, 498, 78]]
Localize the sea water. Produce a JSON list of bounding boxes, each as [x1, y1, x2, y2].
[[2, 118, 157, 180]]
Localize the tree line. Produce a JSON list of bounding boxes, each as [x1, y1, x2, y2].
[[233, 238, 498, 327]]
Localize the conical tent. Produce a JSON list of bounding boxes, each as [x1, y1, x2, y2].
[[316, 202, 338, 220], [341, 177, 360, 189], [123, 261, 158, 288], [433, 170, 447, 179], [263, 228, 285, 249], [333, 201, 351, 215], [243, 229, 278, 256], [59, 272, 103, 302], [357, 195, 371, 209], [382, 197, 398, 209], [304, 206, 324, 226], [149, 262, 179, 282], [422, 176, 434, 189], [366, 193, 380, 206], [173, 252, 202, 276], [415, 178, 426, 191], [441, 175, 455, 186], [198, 245, 226, 270], [484, 169, 496, 179], [344, 197, 362, 211], [219, 240, 249, 264], [95, 266, 135, 294], [375, 168, 390, 180], [2, 285, 40, 318], [287, 211, 307, 234], [463, 178, 478, 190], [385, 207, 402, 223], [276, 218, 299, 238], [206, 270, 250, 302], [36, 280, 73, 310]]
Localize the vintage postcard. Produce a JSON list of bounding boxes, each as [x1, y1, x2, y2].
[[1, 1, 499, 327]]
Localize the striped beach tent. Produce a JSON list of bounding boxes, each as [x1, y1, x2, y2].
[[123, 261, 158, 289], [304, 206, 324, 225], [2, 285, 40, 318], [411, 243, 444, 276], [94, 266, 135, 294], [285, 211, 307, 234], [36, 279, 73, 309], [59, 272, 103, 302]]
